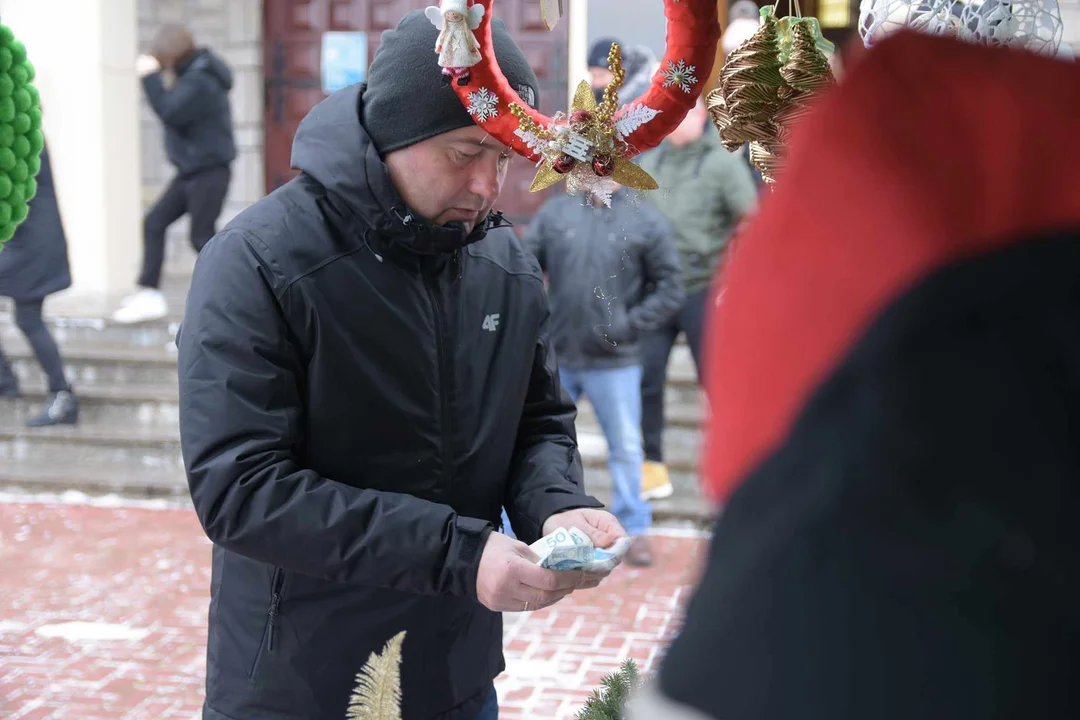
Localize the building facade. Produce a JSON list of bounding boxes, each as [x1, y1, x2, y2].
[[1, 0, 1077, 298]]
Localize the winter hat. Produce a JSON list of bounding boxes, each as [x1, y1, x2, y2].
[[362, 9, 540, 156], [440, 0, 469, 15], [728, 0, 760, 21], [722, 17, 761, 55], [588, 37, 621, 69]]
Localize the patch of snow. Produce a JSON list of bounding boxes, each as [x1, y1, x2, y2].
[[35, 621, 150, 643]]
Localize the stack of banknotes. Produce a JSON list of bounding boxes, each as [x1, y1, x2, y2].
[[529, 526, 633, 572]]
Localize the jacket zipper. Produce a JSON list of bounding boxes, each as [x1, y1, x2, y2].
[[423, 268, 454, 488], [266, 568, 285, 651]]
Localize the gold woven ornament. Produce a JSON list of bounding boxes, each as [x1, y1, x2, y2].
[[709, 8, 834, 186], [775, 18, 835, 143], [510, 43, 658, 205], [706, 10, 784, 153]]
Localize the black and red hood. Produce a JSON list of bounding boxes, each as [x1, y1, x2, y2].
[[642, 31, 1080, 720], [705, 31, 1080, 502]]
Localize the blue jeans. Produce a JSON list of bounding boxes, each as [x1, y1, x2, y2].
[[559, 365, 651, 536], [473, 685, 498, 719]]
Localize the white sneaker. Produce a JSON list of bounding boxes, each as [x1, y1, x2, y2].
[[111, 288, 168, 324]]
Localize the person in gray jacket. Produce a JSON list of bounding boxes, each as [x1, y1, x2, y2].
[[525, 183, 684, 567]]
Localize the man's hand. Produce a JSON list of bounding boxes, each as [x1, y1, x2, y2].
[[542, 508, 629, 587], [136, 54, 162, 78], [476, 531, 581, 613], [543, 508, 626, 549]]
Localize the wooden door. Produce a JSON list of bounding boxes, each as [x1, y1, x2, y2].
[[263, 0, 569, 226]]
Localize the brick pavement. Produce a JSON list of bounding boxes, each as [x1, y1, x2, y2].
[[0, 497, 707, 719]]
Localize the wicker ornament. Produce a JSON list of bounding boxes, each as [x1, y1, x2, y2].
[[709, 8, 834, 186]]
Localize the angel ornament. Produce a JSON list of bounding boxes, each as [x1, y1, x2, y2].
[[425, 0, 485, 85]]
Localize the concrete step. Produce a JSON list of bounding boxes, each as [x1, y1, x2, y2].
[[0, 454, 711, 528], [8, 344, 179, 388], [11, 382, 703, 467], [0, 451, 188, 499], [12, 385, 180, 429], [0, 414, 183, 470]]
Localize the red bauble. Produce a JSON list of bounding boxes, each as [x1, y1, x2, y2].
[[553, 154, 576, 173], [570, 110, 593, 125], [592, 155, 615, 177]]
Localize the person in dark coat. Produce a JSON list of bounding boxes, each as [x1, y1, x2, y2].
[[630, 31, 1080, 720], [113, 24, 236, 325], [524, 184, 684, 567], [0, 141, 78, 426], [176, 11, 626, 720]]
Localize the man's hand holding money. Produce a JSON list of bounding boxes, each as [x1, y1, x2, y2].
[[538, 509, 629, 588], [542, 508, 626, 549]]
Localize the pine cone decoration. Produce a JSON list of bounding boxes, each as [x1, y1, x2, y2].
[[775, 19, 835, 144], [710, 11, 785, 152]]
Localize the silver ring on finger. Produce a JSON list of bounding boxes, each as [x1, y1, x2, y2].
[[523, 601, 529, 612]]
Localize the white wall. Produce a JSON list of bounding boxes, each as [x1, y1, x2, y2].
[[0, 0, 142, 294]]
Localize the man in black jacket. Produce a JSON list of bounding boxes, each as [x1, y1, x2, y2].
[[115, 24, 235, 325], [525, 184, 683, 567], [177, 11, 624, 720]]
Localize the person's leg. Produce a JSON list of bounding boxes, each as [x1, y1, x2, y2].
[[471, 685, 499, 720], [0, 331, 18, 398], [15, 299, 68, 393], [640, 321, 678, 463], [137, 176, 188, 289], [581, 365, 653, 565], [114, 178, 187, 324], [184, 166, 231, 253], [15, 299, 77, 427], [678, 287, 711, 385]]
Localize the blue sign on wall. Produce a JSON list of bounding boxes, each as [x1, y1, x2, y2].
[[321, 32, 368, 94]]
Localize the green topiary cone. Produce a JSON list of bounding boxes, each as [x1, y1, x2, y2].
[[0, 22, 43, 249]]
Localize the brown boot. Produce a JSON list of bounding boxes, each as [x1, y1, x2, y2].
[[626, 536, 654, 567]]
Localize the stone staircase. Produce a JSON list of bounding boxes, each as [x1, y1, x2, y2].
[[0, 268, 713, 525]]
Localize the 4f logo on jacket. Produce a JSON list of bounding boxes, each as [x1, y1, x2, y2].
[[482, 313, 500, 332]]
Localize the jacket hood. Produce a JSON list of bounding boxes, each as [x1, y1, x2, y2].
[[290, 84, 502, 255], [703, 31, 1080, 502], [186, 49, 233, 90]]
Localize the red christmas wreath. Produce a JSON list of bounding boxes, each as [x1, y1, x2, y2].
[[445, 0, 720, 194]]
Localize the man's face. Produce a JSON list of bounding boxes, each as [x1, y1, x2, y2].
[[589, 67, 614, 90], [384, 125, 512, 234], [668, 102, 707, 146]]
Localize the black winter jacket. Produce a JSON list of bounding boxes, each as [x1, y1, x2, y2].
[[176, 84, 601, 720], [0, 143, 70, 301], [524, 192, 684, 369], [143, 48, 237, 176]]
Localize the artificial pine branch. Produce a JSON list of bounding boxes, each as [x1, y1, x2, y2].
[[346, 630, 406, 720], [575, 658, 643, 720]]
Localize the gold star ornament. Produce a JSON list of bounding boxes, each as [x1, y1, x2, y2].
[[510, 43, 658, 203]]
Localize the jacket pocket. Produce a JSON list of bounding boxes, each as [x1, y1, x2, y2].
[[248, 567, 286, 680]]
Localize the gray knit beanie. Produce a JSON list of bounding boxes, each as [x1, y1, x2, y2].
[[362, 10, 540, 156]]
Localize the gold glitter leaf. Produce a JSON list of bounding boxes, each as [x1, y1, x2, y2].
[[529, 164, 566, 192], [612, 158, 659, 191]]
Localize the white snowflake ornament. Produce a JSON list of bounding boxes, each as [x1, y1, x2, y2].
[[466, 87, 499, 122], [660, 60, 698, 94]]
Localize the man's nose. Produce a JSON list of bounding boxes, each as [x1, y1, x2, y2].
[[469, 157, 503, 203]]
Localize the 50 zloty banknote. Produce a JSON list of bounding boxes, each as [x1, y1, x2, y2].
[[529, 526, 633, 573]]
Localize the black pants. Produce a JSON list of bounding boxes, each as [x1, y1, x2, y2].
[[0, 299, 69, 392], [138, 165, 231, 289], [641, 287, 710, 462]]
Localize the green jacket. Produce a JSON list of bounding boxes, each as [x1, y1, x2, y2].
[[639, 133, 757, 294]]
